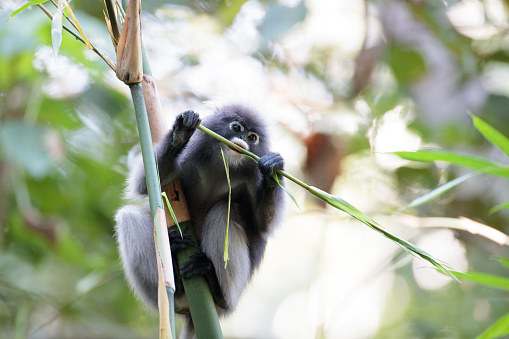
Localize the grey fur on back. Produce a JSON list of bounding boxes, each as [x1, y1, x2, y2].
[[115, 205, 158, 309]]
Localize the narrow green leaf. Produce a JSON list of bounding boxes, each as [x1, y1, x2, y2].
[[394, 149, 509, 177], [471, 114, 509, 158], [397, 172, 479, 213], [455, 272, 509, 291], [497, 258, 509, 270], [394, 149, 502, 169], [161, 192, 182, 237], [476, 312, 509, 339], [9, 0, 48, 19], [51, 9, 63, 57], [220, 149, 231, 268], [273, 173, 300, 209], [308, 186, 458, 279], [388, 43, 426, 84], [490, 202, 509, 215]]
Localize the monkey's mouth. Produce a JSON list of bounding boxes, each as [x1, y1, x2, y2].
[[226, 138, 248, 156]]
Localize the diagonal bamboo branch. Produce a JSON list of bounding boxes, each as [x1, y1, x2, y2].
[[195, 124, 458, 279]]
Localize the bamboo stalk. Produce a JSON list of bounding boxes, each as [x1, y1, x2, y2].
[[113, 0, 176, 336], [171, 222, 224, 338], [130, 6, 223, 338], [130, 83, 176, 339], [116, 0, 143, 84]]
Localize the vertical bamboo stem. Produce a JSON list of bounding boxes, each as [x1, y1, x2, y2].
[[129, 83, 176, 338]]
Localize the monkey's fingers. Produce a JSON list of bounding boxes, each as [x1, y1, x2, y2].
[[258, 152, 285, 177], [179, 110, 201, 129], [171, 111, 201, 147], [180, 253, 213, 278]]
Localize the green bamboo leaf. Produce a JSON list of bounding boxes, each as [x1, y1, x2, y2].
[[51, 9, 63, 57], [454, 272, 509, 291], [397, 172, 479, 213], [394, 149, 501, 169], [308, 186, 458, 279], [394, 149, 509, 177], [471, 114, 509, 158], [273, 173, 300, 209], [489, 202, 509, 215], [161, 192, 182, 237], [497, 258, 509, 270], [220, 149, 231, 268], [476, 312, 509, 339], [9, 0, 48, 19]]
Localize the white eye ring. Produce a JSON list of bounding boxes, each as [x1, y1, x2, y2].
[[247, 131, 259, 144], [230, 121, 244, 132]]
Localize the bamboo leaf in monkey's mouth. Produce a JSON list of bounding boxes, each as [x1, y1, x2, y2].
[[228, 139, 248, 154]]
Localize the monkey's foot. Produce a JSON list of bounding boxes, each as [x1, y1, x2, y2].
[[180, 253, 213, 278], [169, 229, 194, 252], [180, 253, 229, 310]]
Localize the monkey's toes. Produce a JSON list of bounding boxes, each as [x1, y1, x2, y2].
[[169, 229, 194, 252]]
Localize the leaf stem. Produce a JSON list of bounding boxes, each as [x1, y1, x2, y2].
[[37, 4, 116, 71]]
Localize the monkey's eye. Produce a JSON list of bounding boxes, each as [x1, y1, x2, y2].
[[230, 121, 244, 132], [248, 131, 259, 143]]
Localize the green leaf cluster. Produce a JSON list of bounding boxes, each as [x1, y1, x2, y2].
[[395, 114, 509, 212]]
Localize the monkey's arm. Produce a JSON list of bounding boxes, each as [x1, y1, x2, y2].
[[253, 152, 286, 233], [134, 111, 201, 195]]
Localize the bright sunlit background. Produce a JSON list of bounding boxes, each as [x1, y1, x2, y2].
[[1, 0, 509, 338]]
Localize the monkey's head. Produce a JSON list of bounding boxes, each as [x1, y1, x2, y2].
[[203, 105, 270, 166]]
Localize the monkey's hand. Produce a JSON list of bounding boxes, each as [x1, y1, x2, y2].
[[170, 110, 201, 148], [258, 152, 285, 187]]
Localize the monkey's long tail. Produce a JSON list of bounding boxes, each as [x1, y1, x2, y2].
[[179, 315, 197, 339]]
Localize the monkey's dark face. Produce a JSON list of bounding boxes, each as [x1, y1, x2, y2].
[[202, 108, 269, 167], [221, 120, 259, 160], [219, 119, 262, 166], [201, 105, 270, 166]]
